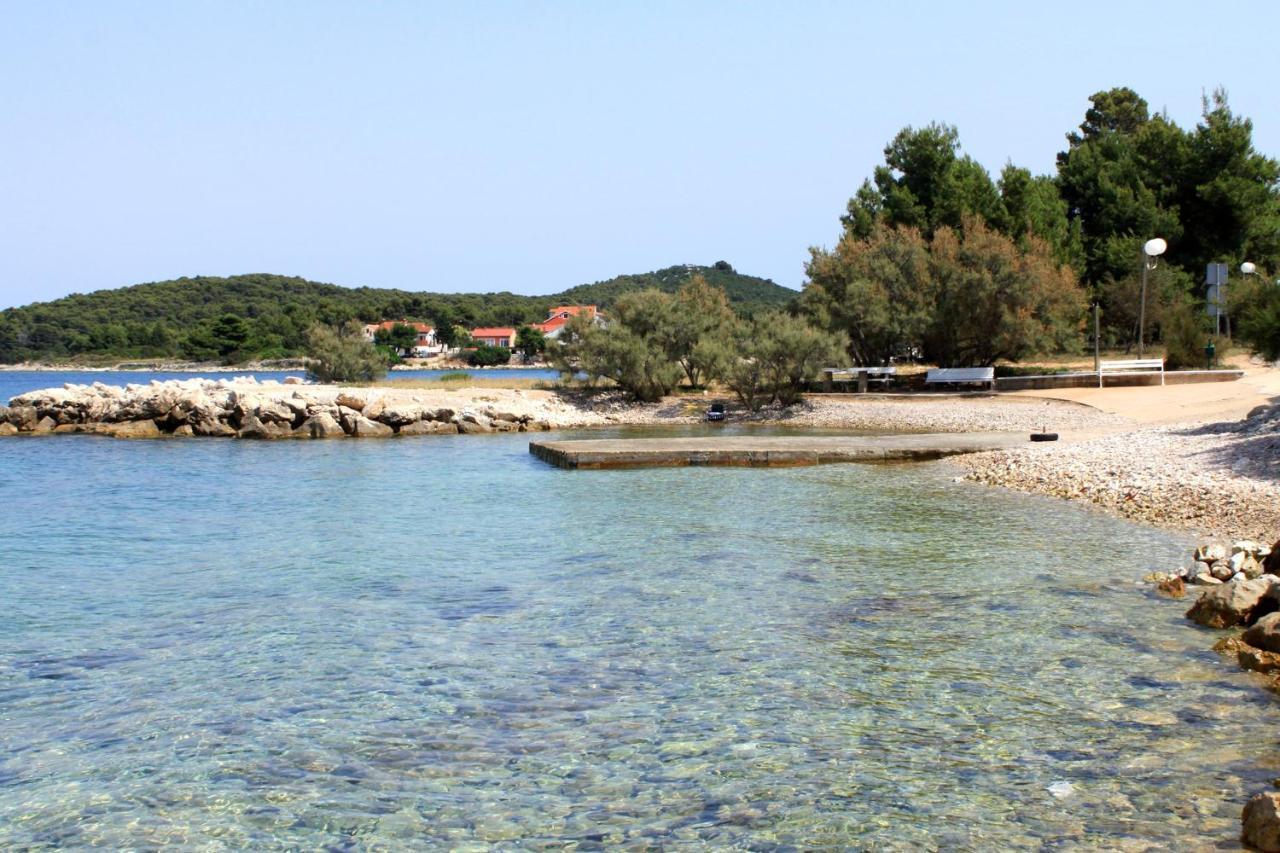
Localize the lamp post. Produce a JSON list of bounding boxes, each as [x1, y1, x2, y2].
[[1138, 237, 1167, 358]]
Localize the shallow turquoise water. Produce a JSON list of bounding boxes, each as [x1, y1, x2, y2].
[[0, 432, 1274, 848]]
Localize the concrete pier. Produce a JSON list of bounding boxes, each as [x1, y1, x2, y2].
[[529, 432, 1025, 470]]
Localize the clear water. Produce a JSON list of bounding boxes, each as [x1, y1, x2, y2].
[[0, 368, 561, 405], [0, 432, 1273, 849]]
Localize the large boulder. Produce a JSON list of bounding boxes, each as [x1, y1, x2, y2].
[[0, 422, 17, 436], [1186, 576, 1280, 629], [193, 418, 236, 437], [237, 415, 291, 439], [9, 406, 37, 430], [102, 420, 162, 439], [32, 416, 58, 433], [399, 420, 458, 436], [296, 412, 346, 439], [1244, 612, 1280, 653], [1243, 791, 1280, 852], [335, 392, 366, 412], [1196, 543, 1229, 564], [1238, 644, 1280, 675], [346, 414, 393, 438]]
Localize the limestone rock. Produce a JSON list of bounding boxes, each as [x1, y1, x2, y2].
[[102, 420, 161, 439], [283, 376, 304, 385], [347, 414, 393, 438], [1196, 543, 1229, 564], [33, 416, 58, 433], [296, 412, 346, 439], [398, 420, 459, 436], [1211, 562, 1236, 581], [335, 392, 366, 412], [0, 422, 17, 436], [1243, 791, 1280, 852], [1185, 561, 1212, 583], [457, 418, 493, 434], [1236, 540, 1268, 558], [1186, 576, 1280, 629], [193, 418, 236, 437], [10, 406, 37, 429], [1239, 645, 1280, 675], [1155, 576, 1186, 599], [173, 425, 195, 437], [237, 415, 291, 439], [1244, 613, 1280, 654], [362, 397, 386, 420]]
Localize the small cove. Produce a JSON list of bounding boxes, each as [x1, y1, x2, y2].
[[0, 428, 1273, 848]]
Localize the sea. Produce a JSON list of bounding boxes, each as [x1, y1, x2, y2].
[[0, 370, 1274, 848]]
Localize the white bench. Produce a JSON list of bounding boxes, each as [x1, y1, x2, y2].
[[822, 366, 896, 392], [925, 367, 995, 390], [1098, 358, 1164, 387]]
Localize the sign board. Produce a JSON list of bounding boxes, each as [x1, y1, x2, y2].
[[1206, 263, 1228, 286], [1206, 284, 1225, 317]]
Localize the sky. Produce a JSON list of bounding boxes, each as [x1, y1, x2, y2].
[[2, 1, 1277, 309]]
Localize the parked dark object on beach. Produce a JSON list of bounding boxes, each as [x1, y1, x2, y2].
[[1030, 432, 1058, 442], [706, 402, 726, 422]]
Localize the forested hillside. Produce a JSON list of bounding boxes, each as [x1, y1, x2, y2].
[[0, 265, 796, 363], [557, 262, 794, 314]]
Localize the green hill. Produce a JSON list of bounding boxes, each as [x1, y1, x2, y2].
[[0, 264, 797, 363], [556, 262, 796, 313]]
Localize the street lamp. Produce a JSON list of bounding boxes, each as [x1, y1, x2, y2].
[[1138, 237, 1167, 358], [1234, 262, 1261, 339]]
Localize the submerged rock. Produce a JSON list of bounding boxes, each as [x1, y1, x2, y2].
[[1186, 576, 1280, 629], [1243, 791, 1280, 852], [1155, 576, 1186, 599]]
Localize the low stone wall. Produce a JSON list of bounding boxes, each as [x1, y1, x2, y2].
[[996, 369, 1243, 391]]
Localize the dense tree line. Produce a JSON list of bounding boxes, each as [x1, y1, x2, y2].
[[825, 86, 1280, 358], [0, 266, 797, 364]]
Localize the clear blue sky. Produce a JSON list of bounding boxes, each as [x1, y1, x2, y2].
[[2, 1, 1277, 309]]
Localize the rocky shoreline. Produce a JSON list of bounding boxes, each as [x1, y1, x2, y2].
[[1146, 540, 1280, 850]]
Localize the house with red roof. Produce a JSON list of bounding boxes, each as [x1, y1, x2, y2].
[[470, 327, 517, 348], [362, 320, 440, 356], [532, 305, 600, 340]]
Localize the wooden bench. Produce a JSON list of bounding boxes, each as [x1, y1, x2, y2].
[[1098, 358, 1164, 387], [822, 366, 896, 393], [925, 367, 995, 390]]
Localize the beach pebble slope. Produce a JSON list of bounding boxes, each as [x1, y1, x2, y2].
[[959, 402, 1280, 540]]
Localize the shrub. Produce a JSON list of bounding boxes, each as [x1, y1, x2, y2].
[[1161, 299, 1211, 370], [304, 321, 389, 383], [467, 345, 511, 367], [1237, 282, 1280, 362], [436, 371, 473, 382]]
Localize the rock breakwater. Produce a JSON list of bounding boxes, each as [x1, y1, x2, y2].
[[0, 379, 603, 439]]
